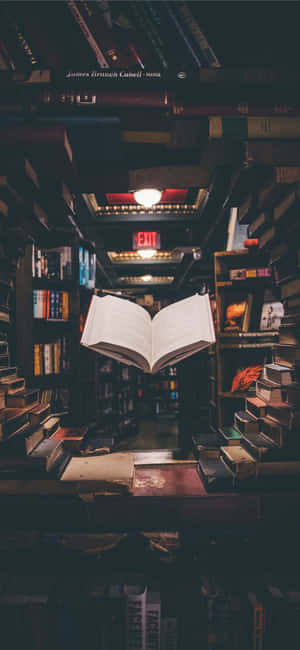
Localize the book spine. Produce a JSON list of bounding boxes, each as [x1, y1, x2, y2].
[[130, 2, 168, 70], [125, 586, 147, 650], [146, 595, 161, 650], [144, 0, 197, 72], [83, 0, 139, 68], [175, 1, 221, 68], [67, 1, 110, 67], [210, 117, 300, 139], [275, 166, 300, 183], [173, 103, 300, 117], [245, 141, 300, 166], [163, 1, 202, 69]]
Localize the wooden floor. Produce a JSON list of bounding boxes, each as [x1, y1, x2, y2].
[[119, 416, 180, 451]]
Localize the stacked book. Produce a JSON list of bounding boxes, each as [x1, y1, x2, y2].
[[0, 365, 135, 490], [197, 358, 300, 491]]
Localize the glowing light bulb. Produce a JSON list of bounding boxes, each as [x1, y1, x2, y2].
[[133, 189, 162, 208], [138, 249, 156, 259], [141, 274, 153, 282]]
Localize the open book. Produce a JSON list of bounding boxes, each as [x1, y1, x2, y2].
[[80, 293, 215, 374]]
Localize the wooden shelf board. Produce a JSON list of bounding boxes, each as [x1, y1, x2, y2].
[[216, 278, 272, 288], [214, 250, 249, 258], [218, 391, 255, 399]]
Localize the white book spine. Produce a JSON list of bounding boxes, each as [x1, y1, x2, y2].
[[44, 344, 51, 375], [146, 592, 161, 650], [125, 585, 147, 650]]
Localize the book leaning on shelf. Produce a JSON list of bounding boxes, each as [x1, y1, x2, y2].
[[81, 294, 215, 374]]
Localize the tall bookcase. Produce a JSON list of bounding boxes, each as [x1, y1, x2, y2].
[[212, 250, 280, 430], [95, 355, 138, 443], [16, 236, 97, 425]]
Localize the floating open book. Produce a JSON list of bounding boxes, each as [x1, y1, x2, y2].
[[81, 294, 215, 374]]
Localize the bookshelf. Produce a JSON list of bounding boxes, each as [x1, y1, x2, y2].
[[16, 237, 97, 424], [212, 250, 281, 430], [95, 355, 138, 444]]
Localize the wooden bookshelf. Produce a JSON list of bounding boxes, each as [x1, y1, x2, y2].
[[212, 250, 279, 430], [95, 356, 138, 443], [16, 238, 97, 424]]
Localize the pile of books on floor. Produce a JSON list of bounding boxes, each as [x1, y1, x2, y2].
[[0, 364, 135, 492], [0, 570, 299, 650], [196, 356, 300, 491]]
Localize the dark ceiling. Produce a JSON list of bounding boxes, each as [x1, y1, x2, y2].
[[1, 1, 299, 295]]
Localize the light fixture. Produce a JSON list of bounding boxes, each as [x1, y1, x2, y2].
[[141, 274, 153, 282], [138, 248, 156, 259], [133, 188, 162, 208]]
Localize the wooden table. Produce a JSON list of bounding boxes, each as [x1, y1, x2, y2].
[[0, 464, 299, 534]]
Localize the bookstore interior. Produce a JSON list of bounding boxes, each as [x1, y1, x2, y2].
[[1, 1, 300, 648]]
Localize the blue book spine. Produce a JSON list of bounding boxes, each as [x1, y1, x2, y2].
[[79, 246, 84, 286], [84, 249, 89, 287]]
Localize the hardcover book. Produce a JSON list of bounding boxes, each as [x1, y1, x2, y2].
[[29, 402, 51, 426], [60, 452, 135, 494], [197, 455, 235, 491], [6, 388, 40, 408], [260, 416, 286, 447], [221, 445, 256, 479], [0, 408, 30, 440], [265, 363, 294, 385], [81, 294, 215, 373], [246, 397, 268, 419], [234, 410, 260, 435], [29, 438, 65, 472], [274, 344, 300, 368], [217, 426, 242, 445], [1, 423, 44, 456], [267, 402, 300, 430], [241, 431, 281, 462], [256, 378, 285, 404], [0, 376, 25, 394], [192, 432, 221, 455], [51, 426, 88, 452]]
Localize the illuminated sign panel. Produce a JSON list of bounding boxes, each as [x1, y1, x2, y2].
[[132, 231, 161, 250]]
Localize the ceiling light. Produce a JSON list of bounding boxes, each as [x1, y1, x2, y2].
[[138, 248, 156, 259], [141, 274, 153, 282], [133, 189, 162, 208]]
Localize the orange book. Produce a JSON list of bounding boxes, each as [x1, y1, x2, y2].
[[62, 292, 69, 320]]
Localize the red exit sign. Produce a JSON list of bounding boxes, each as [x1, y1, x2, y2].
[[133, 231, 161, 250]]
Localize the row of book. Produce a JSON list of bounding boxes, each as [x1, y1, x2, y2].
[[96, 358, 138, 441], [0, 571, 299, 650], [32, 244, 72, 281], [33, 289, 69, 320], [79, 246, 96, 289], [0, 1, 219, 74], [33, 338, 71, 376]]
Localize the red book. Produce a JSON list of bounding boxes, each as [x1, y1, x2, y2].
[[39, 88, 172, 109], [51, 426, 88, 452], [80, 0, 143, 68]]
